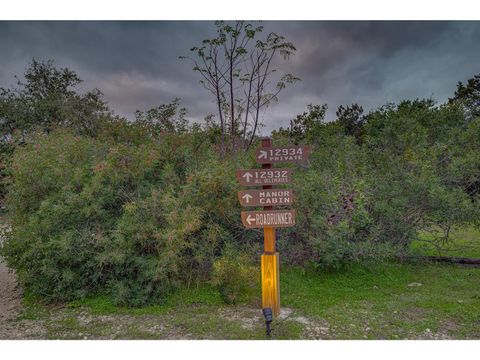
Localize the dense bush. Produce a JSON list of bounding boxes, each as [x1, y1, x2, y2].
[[276, 128, 403, 268], [211, 244, 259, 304], [276, 101, 480, 268], [0, 127, 254, 305], [2, 60, 480, 304]]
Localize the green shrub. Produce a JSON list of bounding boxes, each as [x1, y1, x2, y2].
[[0, 128, 251, 305], [1, 131, 105, 300], [277, 102, 480, 268], [2, 98, 479, 304], [102, 189, 204, 306], [211, 244, 259, 304]]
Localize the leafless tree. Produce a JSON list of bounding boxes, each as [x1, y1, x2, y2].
[[180, 21, 299, 155]]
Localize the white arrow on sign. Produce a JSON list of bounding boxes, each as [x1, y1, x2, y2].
[[242, 172, 253, 182], [246, 215, 254, 225], [258, 150, 267, 160], [242, 193, 253, 203]]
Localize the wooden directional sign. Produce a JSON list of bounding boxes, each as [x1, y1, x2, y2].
[[238, 189, 294, 207], [236, 169, 292, 186], [241, 210, 296, 229], [256, 145, 310, 164]]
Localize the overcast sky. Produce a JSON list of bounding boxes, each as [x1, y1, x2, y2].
[[1, 21, 479, 133]]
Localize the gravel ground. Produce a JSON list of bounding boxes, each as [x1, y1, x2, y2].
[[1, 220, 47, 339], [0, 252, 24, 339], [0, 222, 24, 339]]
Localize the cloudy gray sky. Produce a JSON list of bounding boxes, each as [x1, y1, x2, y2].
[[1, 21, 479, 133]]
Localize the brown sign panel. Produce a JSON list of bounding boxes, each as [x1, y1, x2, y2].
[[236, 169, 292, 186], [237, 189, 294, 207], [256, 145, 310, 164], [241, 210, 296, 228]]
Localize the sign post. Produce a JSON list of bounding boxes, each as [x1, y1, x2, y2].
[[260, 138, 280, 316], [236, 137, 309, 323]]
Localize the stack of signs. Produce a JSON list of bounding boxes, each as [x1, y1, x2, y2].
[[236, 145, 310, 228]]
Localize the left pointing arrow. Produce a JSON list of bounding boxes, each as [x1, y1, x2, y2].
[[246, 215, 254, 225]]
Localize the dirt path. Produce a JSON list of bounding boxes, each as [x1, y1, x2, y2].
[[0, 253, 24, 339], [0, 221, 24, 339], [0, 221, 47, 339]]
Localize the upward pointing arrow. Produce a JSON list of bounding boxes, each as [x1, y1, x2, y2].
[[246, 215, 254, 225], [242, 172, 253, 182], [242, 193, 253, 203], [258, 150, 267, 160]]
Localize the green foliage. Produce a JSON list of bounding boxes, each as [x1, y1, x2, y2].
[[276, 99, 480, 268], [273, 104, 328, 144], [2, 59, 480, 306], [134, 98, 189, 135], [0, 59, 113, 202], [363, 100, 480, 247], [0, 59, 110, 138], [449, 73, 480, 119], [279, 132, 400, 268], [211, 244, 259, 304], [336, 103, 364, 143], [0, 127, 251, 305]]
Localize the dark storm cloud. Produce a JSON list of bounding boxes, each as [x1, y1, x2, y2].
[[1, 21, 479, 132], [262, 21, 480, 130], [0, 21, 217, 121], [0, 22, 210, 76], [272, 21, 452, 72]]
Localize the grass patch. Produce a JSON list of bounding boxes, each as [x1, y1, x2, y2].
[[33, 262, 477, 339], [16, 291, 49, 321], [68, 283, 225, 316], [282, 263, 480, 339], [412, 226, 480, 258], [8, 227, 480, 339]]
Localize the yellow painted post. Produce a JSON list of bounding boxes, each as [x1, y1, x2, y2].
[[261, 252, 280, 316]]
